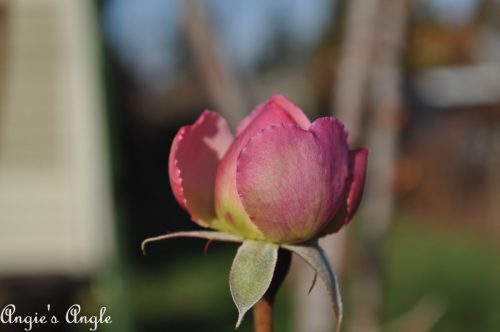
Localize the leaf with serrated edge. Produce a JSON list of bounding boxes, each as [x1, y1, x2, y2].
[[282, 241, 343, 332], [141, 231, 244, 254], [230, 240, 278, 328]]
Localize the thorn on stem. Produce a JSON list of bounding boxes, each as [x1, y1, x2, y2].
[[204, 239, 214, 254], [308, 273, 318, 295]]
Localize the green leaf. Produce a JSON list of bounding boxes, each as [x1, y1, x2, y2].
[[282, 241, 343, 332], [229, 240, 278, 328], [141, 231, 244, 254]]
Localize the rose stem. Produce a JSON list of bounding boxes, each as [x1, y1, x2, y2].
[[253, 249, 292, 332]]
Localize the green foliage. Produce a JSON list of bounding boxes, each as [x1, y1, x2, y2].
[[383, 220, 500, 332], [128, 245, 292, 332]]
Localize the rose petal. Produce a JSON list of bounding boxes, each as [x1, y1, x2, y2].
[[235, 118, 349, 243], [320, 148, 368, 235], [236, 94, 311, 136], [345, 148, 368, 221], [214, 96, 312, 239], [169, 111, 233, 227]]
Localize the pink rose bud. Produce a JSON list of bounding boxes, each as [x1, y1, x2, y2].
[[169, 94, 368, 244]]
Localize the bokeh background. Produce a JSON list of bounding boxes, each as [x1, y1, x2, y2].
[[0, 0, 499, 331]]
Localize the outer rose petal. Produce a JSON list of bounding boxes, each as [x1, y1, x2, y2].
[[345, 148, 368, 221], [214, 95, 311, 239], [169, 111, 233, 227], [320, 148, 368, 235], [236, 118, 349, 243]]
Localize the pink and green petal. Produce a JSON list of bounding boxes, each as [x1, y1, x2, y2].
[[236, 94, 311, 136], [235, 118, 349, 243], [214, 96, 312, 239], [169, 111, 233, 228]]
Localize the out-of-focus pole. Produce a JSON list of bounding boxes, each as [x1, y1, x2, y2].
[[349, 0, 410, 331]]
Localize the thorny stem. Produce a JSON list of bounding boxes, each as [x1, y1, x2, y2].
[[253, 249, 292, 332]]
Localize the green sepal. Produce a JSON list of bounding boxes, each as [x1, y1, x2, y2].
[[229, 240, 278, 328], [282, 241, 343, 332], [141, 230, 244, 254]]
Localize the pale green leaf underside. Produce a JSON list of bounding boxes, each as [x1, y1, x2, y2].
[[141, 230, 244, 254], [230, 240, 278, 328], [282, 241, 343, 332]]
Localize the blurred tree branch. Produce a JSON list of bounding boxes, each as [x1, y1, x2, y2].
[[183, 0, 247, 128]]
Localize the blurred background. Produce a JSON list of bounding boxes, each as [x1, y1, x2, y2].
[[0, 0, 499, 331]]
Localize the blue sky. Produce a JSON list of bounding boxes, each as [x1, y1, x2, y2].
[[103, 0, 331, 88], [421, 0, 479, 26], [103, 0, 480, 89]]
